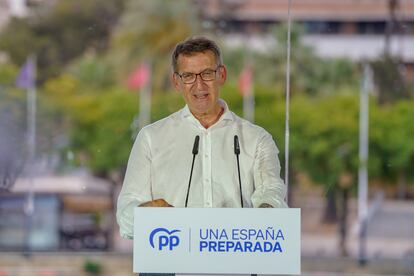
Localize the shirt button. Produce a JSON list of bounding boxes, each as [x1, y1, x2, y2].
[[204, 153, 208, 157], [204, 178, 208, 182]]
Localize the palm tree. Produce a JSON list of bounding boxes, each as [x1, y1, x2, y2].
[[110, 0, 201, 93]]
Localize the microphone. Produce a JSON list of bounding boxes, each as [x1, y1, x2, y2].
[[234, 135, 243, 208], [185, 135, 200, 207], [192, 135, 200, 155], [234, 135, 240, 154]]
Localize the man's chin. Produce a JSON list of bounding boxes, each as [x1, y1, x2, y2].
[[190, 104, 211, 115]]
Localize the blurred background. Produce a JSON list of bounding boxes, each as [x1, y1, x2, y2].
[[0, 0, 413, 275]]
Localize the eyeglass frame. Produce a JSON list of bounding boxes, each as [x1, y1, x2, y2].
[[174, 65, 223, 84]]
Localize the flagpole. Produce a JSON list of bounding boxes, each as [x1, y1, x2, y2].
[[28, 55, 37, 172], [284, 0, 293, 204], [138, 61, 152, 129], [239, 59, 254, 123], [243, 92, 254, 122], [23, 55, 36, 256], [358, 63, 371, 265]]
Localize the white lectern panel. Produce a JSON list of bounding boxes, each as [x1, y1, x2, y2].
[[133, 208, 300, 275]]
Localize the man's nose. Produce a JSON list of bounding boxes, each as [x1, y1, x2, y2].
[[195, 74, 205, 88]]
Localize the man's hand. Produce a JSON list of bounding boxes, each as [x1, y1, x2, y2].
[[259, 203, 273, 208], [139, 199, 174, 207]]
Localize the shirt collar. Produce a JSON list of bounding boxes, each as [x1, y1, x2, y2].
[[180, 99, 234, 122]]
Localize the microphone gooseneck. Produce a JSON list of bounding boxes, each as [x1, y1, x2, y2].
[[234, 135, 243, 208], [185, 135, 200, 207]]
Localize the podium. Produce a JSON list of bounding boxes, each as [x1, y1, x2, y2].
[[133, 208, 300, 275]]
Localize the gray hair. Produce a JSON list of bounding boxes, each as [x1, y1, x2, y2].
[[171, 36, 222, 72]]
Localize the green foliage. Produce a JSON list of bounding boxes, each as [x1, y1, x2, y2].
[[224, 23, 359, 96], [222, 47, 250, 82], [370, 100, 414, 181], [291, 94, 359, 189], [80, 90, 137, 172], [0, 62, 18, 85], [110, 0, 200, 92], [220, 83, 244, 117], [1, 0, 412, 196], [0, 0, 202, 176], [221, 83, 360, 191], [371, 54, 410, 104], [67, 52, 115, 89], [151, 91, 185, 122], [220, 84, 414, 190], [83, 259, 102, 274], [299, 58, 359, 96], [0, 18, 35, 64], [0, 0, 124, 82], [42, 75, 137, 173]]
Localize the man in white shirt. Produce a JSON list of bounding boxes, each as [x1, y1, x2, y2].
[[117, 37, 287, 240]]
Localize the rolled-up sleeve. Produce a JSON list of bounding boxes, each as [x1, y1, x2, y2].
[[116, 129, 152, 239], [251, 131, 288, 208]]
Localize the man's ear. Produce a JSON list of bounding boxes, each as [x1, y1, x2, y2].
[[172, 72, 181, 91], [217, 65, 227, 85]]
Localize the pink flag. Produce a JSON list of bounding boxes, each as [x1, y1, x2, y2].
[[127, 62, 150, 91], [238, 66, 252, 96]]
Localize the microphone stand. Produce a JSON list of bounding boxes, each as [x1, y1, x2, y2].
[[234, 135, 243, 208], [185, 135, 199, 207]]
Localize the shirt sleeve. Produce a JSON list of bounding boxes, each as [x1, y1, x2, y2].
[[116, 129, 153, 239], [251, 131, 288, 208]]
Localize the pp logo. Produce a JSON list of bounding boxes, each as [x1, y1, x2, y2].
[[149, 228, 181, 251]]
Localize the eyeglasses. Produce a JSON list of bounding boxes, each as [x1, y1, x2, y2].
[[175, 66, 221, 84]]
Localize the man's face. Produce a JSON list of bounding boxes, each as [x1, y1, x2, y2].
[[173, 50, 226, 117]]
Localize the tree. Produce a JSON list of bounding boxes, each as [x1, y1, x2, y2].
[[110, 0, 200, 93], [41, 73, 137, 176], [0, 65, 26, 190], [0, 0, 124, 82], [370, 100, 414, 198], [251, 91, 361, 256], [250, 23, 359, 95], [371, 54, 410, 105]]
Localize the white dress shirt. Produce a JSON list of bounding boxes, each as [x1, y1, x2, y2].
[[117, 100, 287, 239]]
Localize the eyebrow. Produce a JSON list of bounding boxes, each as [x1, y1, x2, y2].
[[179, 67, 217, 74]]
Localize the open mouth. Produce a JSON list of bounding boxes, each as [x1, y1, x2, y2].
[[194, 93, 209, 100]]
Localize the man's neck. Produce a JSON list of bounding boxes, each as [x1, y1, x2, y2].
[[193, 106, 224, 129]]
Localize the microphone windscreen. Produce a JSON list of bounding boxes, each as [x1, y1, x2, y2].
[[234, 135, 240, 154], [192, 135, 200, 154]]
